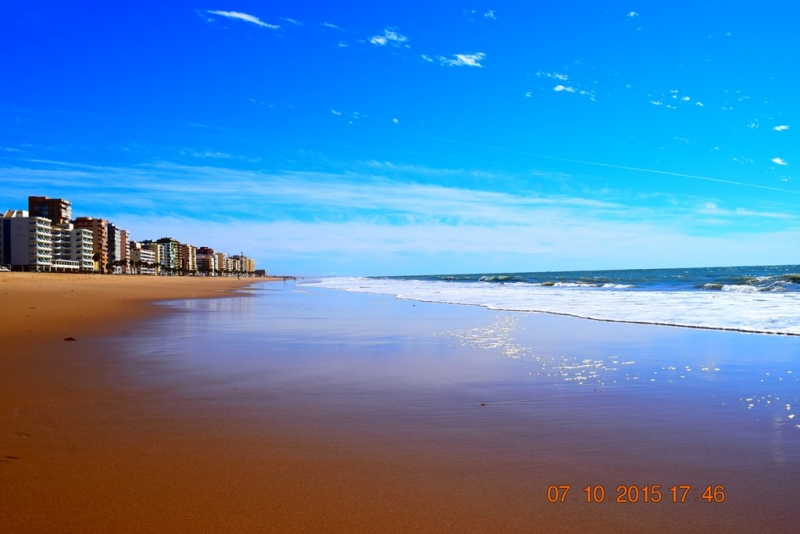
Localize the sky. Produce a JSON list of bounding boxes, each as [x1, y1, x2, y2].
[[1, 1, 799, 276]]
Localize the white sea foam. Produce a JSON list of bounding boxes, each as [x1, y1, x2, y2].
[[311, 277, 800, 334]]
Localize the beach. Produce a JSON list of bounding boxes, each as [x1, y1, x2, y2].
[[2, 273, 800, 532]]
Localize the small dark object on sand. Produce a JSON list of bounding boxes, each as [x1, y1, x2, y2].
[[64, 337, 76, 341]]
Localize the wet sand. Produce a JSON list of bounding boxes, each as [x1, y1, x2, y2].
[[2, 274, 799, 532]]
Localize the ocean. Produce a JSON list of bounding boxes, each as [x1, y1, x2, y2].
[[313, 264, 800, 335]]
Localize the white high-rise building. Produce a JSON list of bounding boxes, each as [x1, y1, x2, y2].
[[0, 210, 53, 271], [52, 223, 94, 271]]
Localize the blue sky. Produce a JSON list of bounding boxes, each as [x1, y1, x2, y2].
[[2, 1, 798, 275]]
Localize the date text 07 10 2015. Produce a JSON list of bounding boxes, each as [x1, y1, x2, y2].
[[547, 485, 725, 504]]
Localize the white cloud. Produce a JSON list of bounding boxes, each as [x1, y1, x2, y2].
[[774, 125, 790, 131], [627, 11, 639, 17], [392, 118, 399, 124], [206, 10, 279, 29], [700, 202, 794, 220], [421, 54, 433, 62], [280, 17, 301, 25], [322, 22, 342, 30], [696, 102, 704, 107], [484, 10, 497, 19], [7, 160, 800, 275], [537, 71, 569, 81], [338, 42, 348, 48], [370, 28, 407, 46], [525, 91, 532, 98], [438, 53, 485, 67], [772, 157, 788, 166], [331, 109, 341, 116], [553, 85, 575, 93], [650, 100, 663, 106], [681, 96, 691, 101]]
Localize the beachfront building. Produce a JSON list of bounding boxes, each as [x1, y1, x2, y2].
[[51, 223, 94, 271], [120, 230, 129, 273], [73, 217, 108, 272], [180, 243, 197, 275], [129, 241, 156, 275], [197, 247, 217, 276], [28, 196, 72, 226], [107, 223, 130, 274], [214, 252, 226, 276], [140, 240, 164, 275], [0, 210, 53, 271], [156, 237, 180, 275], [229, 254, 255, 276]]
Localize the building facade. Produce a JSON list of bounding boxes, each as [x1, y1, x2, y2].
[[51, 223, 93, 271], [197, 247, 217, 276], [180, 243, 197, 274], [156, 237, 180, 275], [28, 196, 72, 226], [129, 241, 157, 275], [73, 217, 108, 272], [1, 210, 53, 271]]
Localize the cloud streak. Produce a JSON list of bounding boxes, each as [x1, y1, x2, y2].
[[5, 159, 799, 275], [206, 10, 279, 29], [370, 28, 407, 46], [438, 53, 485, 67]]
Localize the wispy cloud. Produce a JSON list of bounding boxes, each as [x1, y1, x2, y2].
[[700, 202, 794, 219], [280, 17, 301, 25], [392, 118, 399, 124], [553, 85, 595, 100], [438, 53, 485, 67], [206, 10, 279, 29], [421, 54, 433, 63], [322, 22, 342, 30], [627, 11, 639, 18], [537, 71, 569, 81], [5, 160, 800, 274], [772, 157, 788, 166], [370, 28, 407, 46], [484, 10, 497, 19], [774, 125, 790, 131], [331, 109, 341, 116]]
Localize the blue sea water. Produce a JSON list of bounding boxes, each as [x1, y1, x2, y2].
[[391, 264, 800, 292], [313, 265, 800, 334]]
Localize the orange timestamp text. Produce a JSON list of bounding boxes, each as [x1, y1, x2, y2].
[[547, 484, 725, 504]]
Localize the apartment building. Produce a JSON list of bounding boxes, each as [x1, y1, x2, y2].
[[28, 196, 72, 226], [129, 241, 156, 275], [0, 210, 53, 271], [214, 252, 226, 275], [156, 237, 180, 274], [180, 243, 197, 274], [51, 223, 94, 271], [73, 217, 108, 272], [140, 240, 164, 275], [197, 246, 217, 276]]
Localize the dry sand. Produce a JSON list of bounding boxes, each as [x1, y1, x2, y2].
[[0, 272, 780, 532]]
